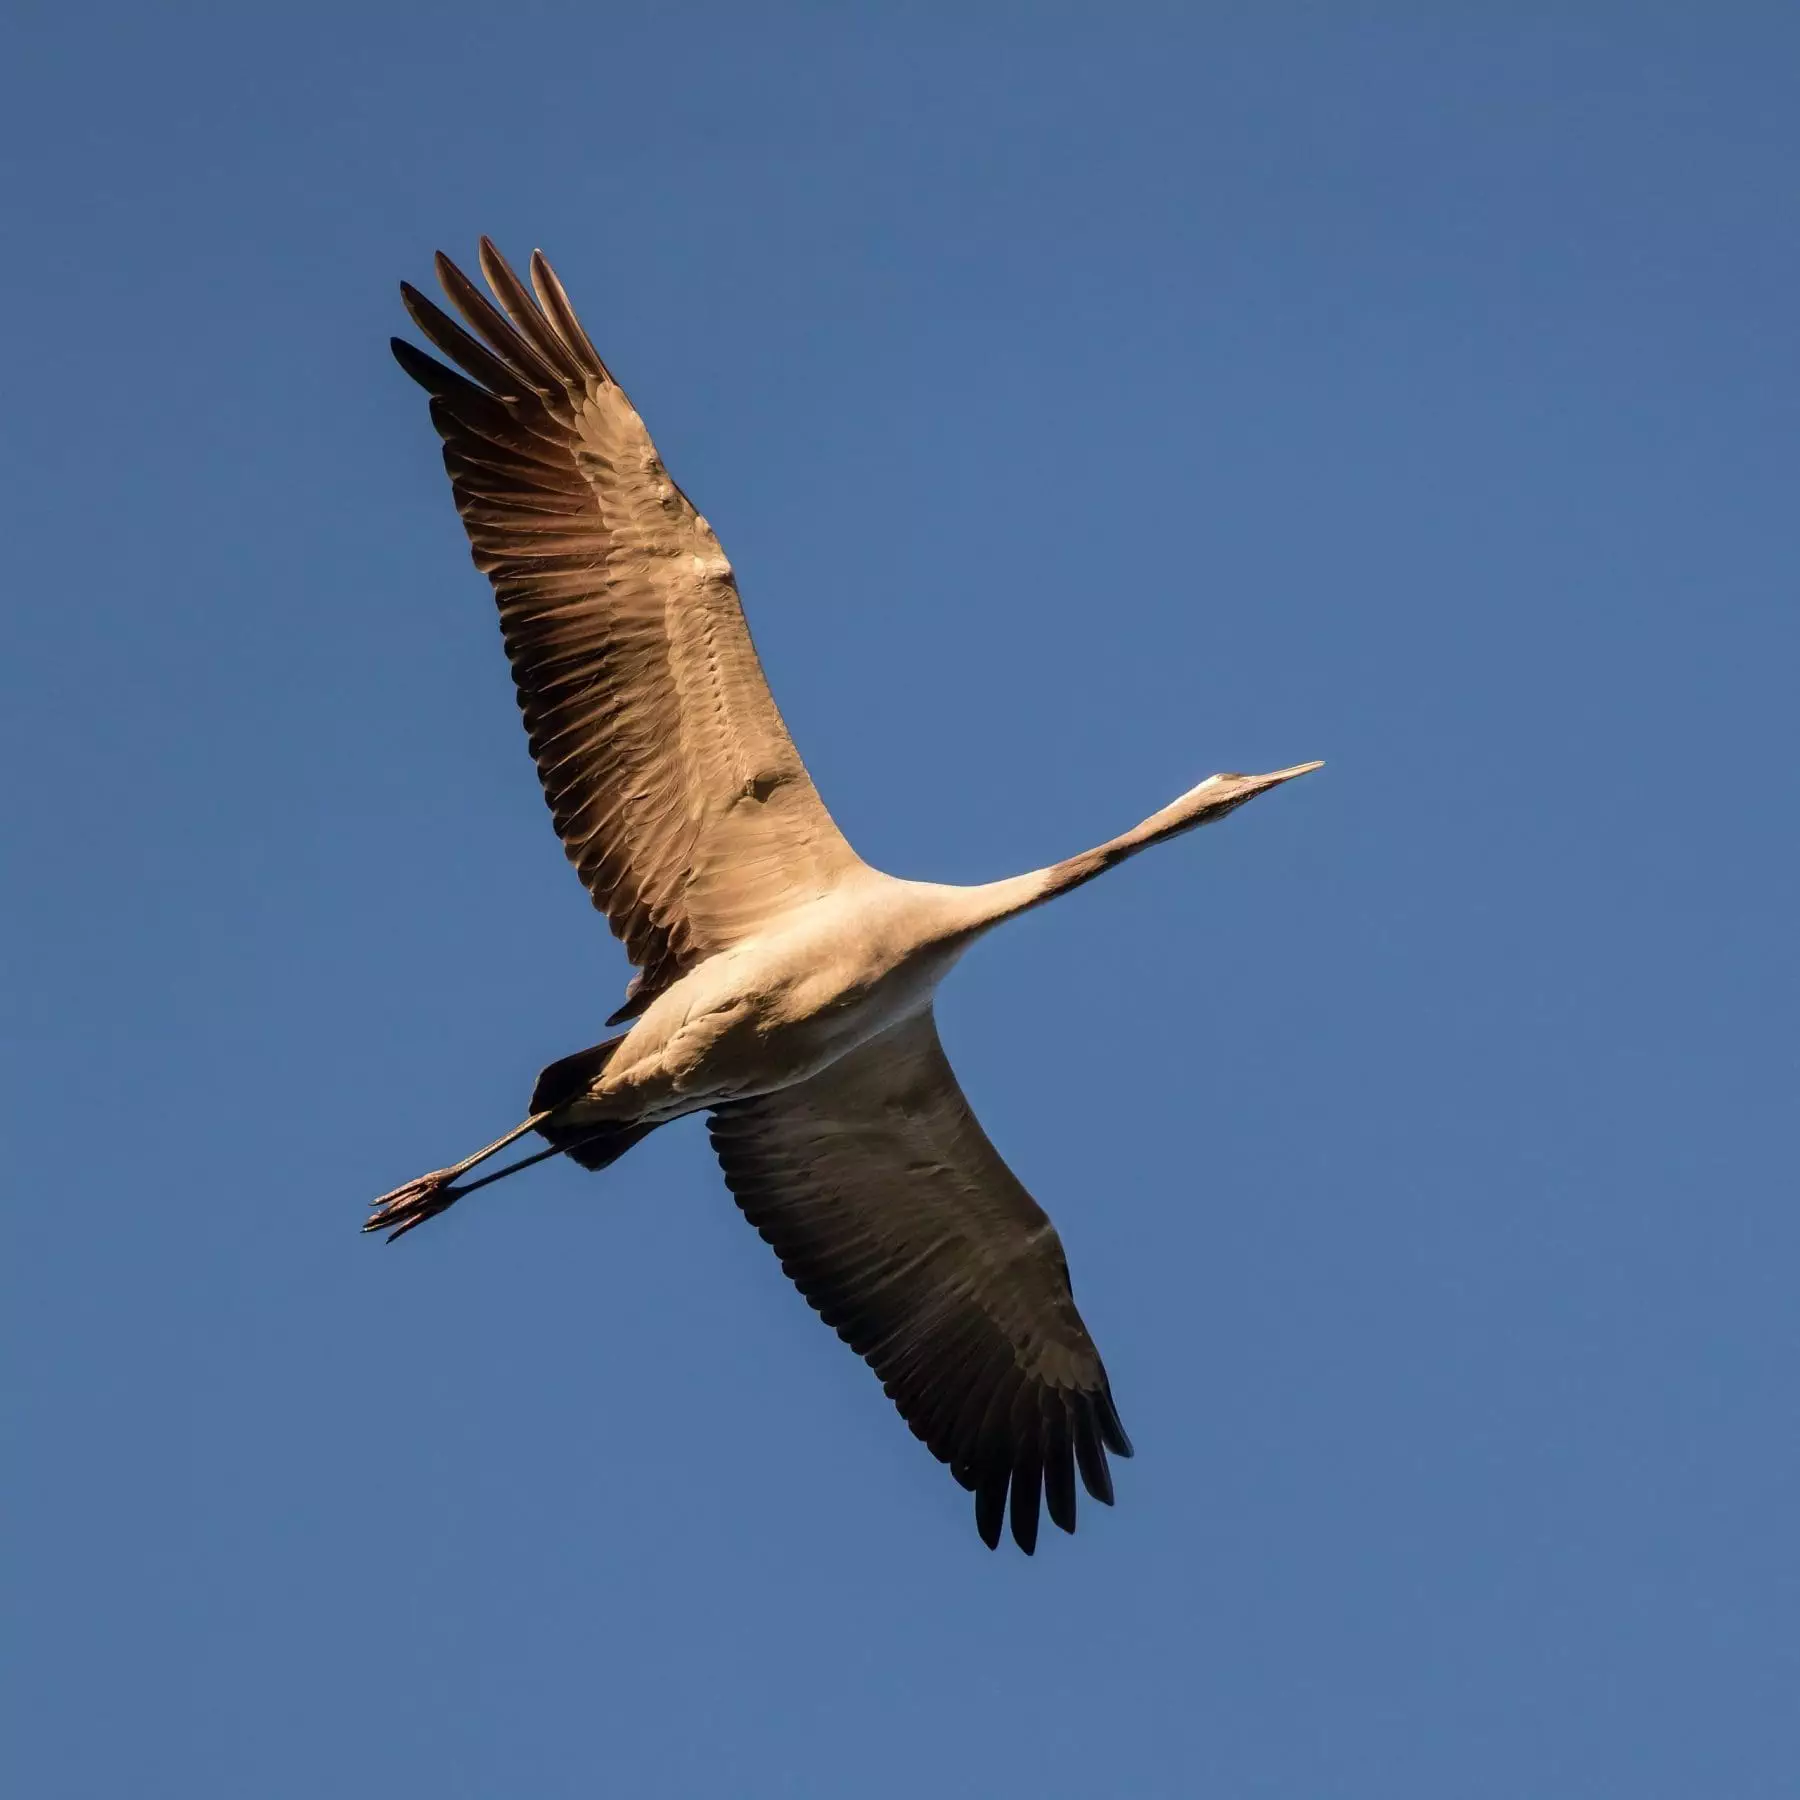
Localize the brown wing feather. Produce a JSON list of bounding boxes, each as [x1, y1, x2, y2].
[[707, 1011, 1131, 1553], [393, 241, 861, 1016]]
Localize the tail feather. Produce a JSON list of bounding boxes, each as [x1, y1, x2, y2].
[[530, 1034, 661, 1171], [541, 1119, 659, 1171], [531, 1034, 628, 1112]]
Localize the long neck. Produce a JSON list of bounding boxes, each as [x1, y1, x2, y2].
[[923, 761, 1317, 947], [942, 788, 1213, 940]]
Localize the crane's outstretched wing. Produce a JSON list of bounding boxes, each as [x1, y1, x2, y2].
[[707, 1011, 1132, 1553], [393, 241, 862, 1021]]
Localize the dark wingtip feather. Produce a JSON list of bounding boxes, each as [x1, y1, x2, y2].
[[1008, 1390, 1045, 1553], [529, 247, 613, 382], [400, 282, 535, 398], [478, 238, 586, 385], [974, 1470, 1007, 1550], [1009, 1462, 1042, 1555], [391, 336, 479, 404], [1097, 1389, 1134, 1458], [1075, 1411, 1115, 1506], [431, 249, 561, 392], [1044, 1406, 1078, 1535]]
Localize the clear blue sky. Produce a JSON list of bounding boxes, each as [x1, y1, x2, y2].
[[4, 5, 1796, 1796]]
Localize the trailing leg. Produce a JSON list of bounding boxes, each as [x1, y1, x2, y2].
[[362, 1032, 660, 1241], [363, 1113, 552, 1241]]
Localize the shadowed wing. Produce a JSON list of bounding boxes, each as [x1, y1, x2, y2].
[[392, 241, 861, 1021], [707, 1011, 1132, 1553]]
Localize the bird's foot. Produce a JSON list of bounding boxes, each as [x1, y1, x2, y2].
[[363, 1169, 464, 1242]]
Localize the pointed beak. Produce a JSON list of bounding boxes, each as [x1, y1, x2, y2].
[[1147, 758, 1324, 835], [1256, 759, 1324, 788], [1200, 760, 1323, 801]]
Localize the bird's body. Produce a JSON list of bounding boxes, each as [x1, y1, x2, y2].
[[368, 240, 1320, 1553], [557, 872, 975, 1123]]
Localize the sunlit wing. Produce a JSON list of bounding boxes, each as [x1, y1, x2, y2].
[[392, 241, 862, 1020], [707, 1011, 1132, 1552]]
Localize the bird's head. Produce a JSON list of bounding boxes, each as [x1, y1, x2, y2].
[[1124, 760, 1324, 852]]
